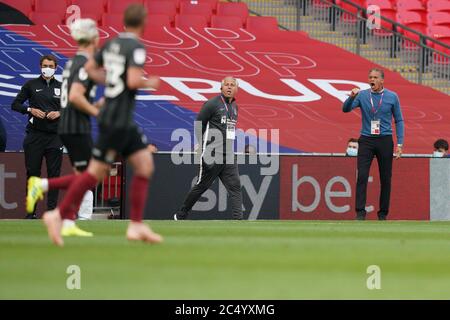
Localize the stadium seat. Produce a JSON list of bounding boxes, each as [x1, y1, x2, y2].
[[146, 1, 177, 22], [210, 15, 243, 29], [1, 0, 33, 16], [180, 0, 219, 13], [34, 0, 68, 20], [396, 11, 426, 25], [246, 16, 278, 33], [396, 0, 425, 12], [174, 14, 208, 28], [101, 13, 124, 30], [144, 14, 172, 30], [179, 2, 213, 24], [64, 12, 102, 25], [427, 12, 450, 27], [365, 0, 393, 10], [71, 0, 104, 23], [106, 0, 144, 14], [373, 8, 396, 35], [153, 0, 181, 11], [216, 2, 248, 25], [427, 25, 450, 41], [428, 0, 450, 13], [29, 12, 63, 25]]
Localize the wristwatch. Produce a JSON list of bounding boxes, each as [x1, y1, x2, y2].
[[27, 107, 31, 113], [397, 144, 403, 147]]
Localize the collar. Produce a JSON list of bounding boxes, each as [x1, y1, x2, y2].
[[40, 75, 54, 83], [119, 32, 138, 39], [76, 51, 90, 58], [370, 87, 385, 94], [220, 94, 235, 104]]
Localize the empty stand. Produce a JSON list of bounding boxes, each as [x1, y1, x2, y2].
[[210, 15, 243, 29], [34, 0, 68, 20], [216, 2, 248, 24], [179, 2, 213, 24], [246, 16, 278, 32], [106, 0, 144, 14], [29, 12, 63, 25], [146, 1, 177, 23], [1, 0, 33, 16], [175, 14, 208, 28], [101, 13, 124, 29]]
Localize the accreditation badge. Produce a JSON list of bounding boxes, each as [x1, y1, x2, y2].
[[371, 120, 380, 135], [226, 119, 236, 140]]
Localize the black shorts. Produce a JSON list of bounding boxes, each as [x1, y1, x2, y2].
[[92, 126, 147, 164], [60, 134, 93, 171]]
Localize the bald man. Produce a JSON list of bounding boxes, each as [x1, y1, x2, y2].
[[174, 77, 243, 220]]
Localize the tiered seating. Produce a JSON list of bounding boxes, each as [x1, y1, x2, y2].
[[6, 0, 278, 33], [337, 0, 450, 50], [2, 0, 33, 16]]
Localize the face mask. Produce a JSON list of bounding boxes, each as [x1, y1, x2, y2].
[[41, 67, 55, 78], [433, 151, 444, 158], [346, 148, 358, 157]]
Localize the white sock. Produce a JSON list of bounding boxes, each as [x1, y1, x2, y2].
[[63, 219, 75, 228], [41, 178, 49, 192]]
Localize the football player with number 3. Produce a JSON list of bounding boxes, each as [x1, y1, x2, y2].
[[41, 4, 163, 246], [27, 19, 103, 237]]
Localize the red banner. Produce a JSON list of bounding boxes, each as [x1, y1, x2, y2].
[[280, 156, 430, 220], [0, 152, 72, 219]]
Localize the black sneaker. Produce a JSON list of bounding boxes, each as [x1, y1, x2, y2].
[[173, 211, 188, 221], [356, 211, 366, 220], [232, 214, 243, 220], [25, 213, 37, 219], [377, 212, 388, 221]]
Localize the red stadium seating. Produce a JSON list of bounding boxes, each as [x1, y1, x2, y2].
[[146, 1, 177, 22], [366, 0, 393, 10], [396, 10, 426, 25], [153, 0, 181, 11], [427, 12, 450, 27], [179, 2, 213, 24], [106, 0, 144, 14], [101, 13, 124, 30], [427, 25, 450, 41], [1, 0, 33, 16], [145, 14, 172, 29], [34, 0, 68, 20], [428, 0, 450, 13], [65, 12, 102, 24], [246, 16, 278, 33], [216, 2, 248, 24], [210, 15, 243, 29], [71, 0, 104, 22], [180, 0, 219, 12], [396, 0, 425, 12], [174, 14, 208, 28], [29, 12, 63, 25]]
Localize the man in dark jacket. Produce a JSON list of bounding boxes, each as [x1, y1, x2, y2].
[[11, 54, 63, 219]]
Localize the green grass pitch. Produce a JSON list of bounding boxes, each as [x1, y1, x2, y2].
[[1, 220, 450, 299]]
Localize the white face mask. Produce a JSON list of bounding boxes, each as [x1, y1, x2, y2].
[[433, 151, 444, 158], [41, 67, 55, 78], [346, 147, 358, 157]]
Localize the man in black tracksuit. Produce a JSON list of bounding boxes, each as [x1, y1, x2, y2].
[[174, 77, 243, 220], [11, 55, 63, 219]]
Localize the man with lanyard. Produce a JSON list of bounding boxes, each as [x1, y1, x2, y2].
[[343, 68, 404, 220], [174, 76, 243, 220]]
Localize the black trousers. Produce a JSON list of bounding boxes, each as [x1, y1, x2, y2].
[[23, 129, 63, 213], [356, 135, 394, 217], [180, 160, 243, 219]]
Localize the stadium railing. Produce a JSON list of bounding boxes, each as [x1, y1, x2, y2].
[[231, 0, 450, 94]]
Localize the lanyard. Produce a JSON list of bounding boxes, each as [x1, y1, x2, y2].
[[369, 91, 384, 116], [220, 96, 233, 120]]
